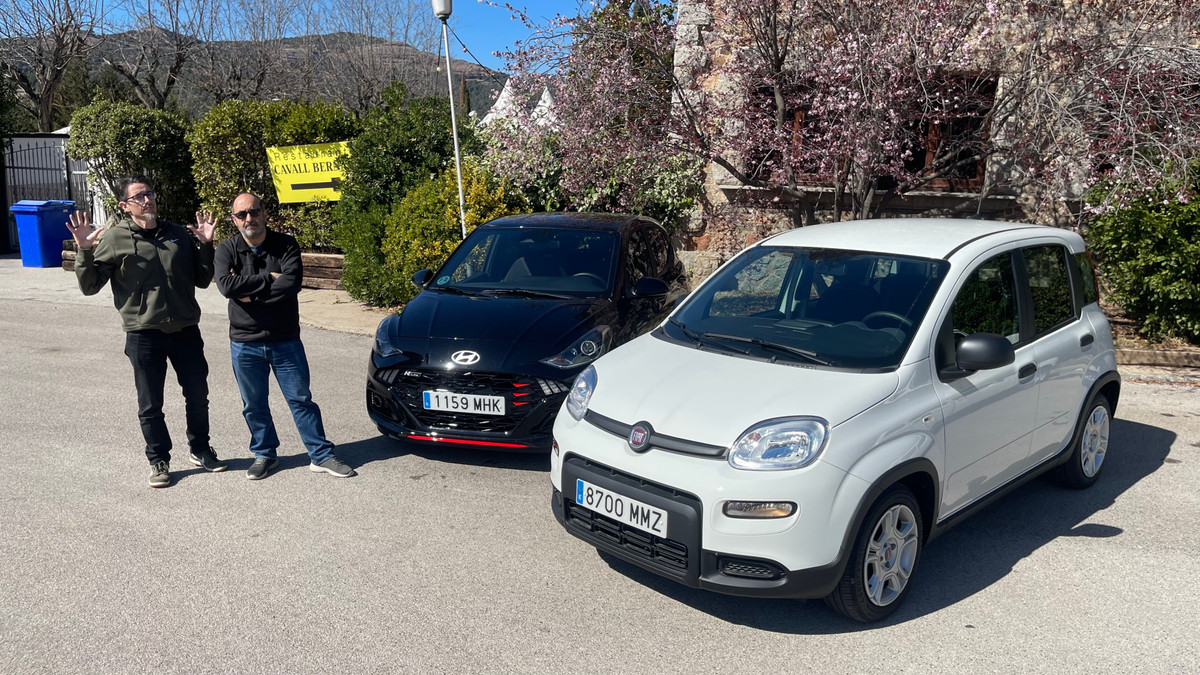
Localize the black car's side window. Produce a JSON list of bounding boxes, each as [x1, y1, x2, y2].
[[625, 228, 649, 286], [642, 226, 670, 279], [950, 251, 1021, 343], [1022, 244, 1075, 337]]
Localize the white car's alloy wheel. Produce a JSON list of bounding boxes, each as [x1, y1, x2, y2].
[[1080, 404, 1110, 478], [863, 503, 920, 607]]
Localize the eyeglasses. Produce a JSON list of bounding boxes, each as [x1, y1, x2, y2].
[[124, 191, 156, 203], [232, 208, 263, 220]]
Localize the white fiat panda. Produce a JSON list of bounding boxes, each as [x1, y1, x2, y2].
[[550, 219, 1119, 622]]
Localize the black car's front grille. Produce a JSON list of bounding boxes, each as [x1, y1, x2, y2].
[[377, 368, 568, 433], [563, 499, 689, 571]]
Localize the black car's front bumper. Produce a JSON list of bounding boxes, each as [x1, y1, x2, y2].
[[553, 455, 845, 599], [366, 359, 570, 452]]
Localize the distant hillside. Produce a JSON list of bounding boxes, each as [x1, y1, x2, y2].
[[84, 29, 507, 118]]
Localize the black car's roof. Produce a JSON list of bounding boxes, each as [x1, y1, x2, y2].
[[481, 212, 659, 232]]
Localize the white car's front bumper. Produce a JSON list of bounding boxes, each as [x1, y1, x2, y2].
[[551, 410, 872, 598]]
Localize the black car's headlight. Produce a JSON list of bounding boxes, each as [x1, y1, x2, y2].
[[373, 317, 403, 359], [540, 326, 612, 369]]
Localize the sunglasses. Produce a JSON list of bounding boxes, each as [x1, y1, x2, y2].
[[232, 208, 263, 220], [124, 191, 156, 203]]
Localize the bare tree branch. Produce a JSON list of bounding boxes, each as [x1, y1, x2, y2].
[[0, 0, 105, 130]]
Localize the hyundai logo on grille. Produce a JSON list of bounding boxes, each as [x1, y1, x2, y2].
[[629, 423, 651, 452], [450, 350, 481, 366]]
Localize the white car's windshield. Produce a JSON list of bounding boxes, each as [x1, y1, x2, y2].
[[666, 246, 949, 370]]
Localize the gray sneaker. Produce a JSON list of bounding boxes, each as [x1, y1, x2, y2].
[[188, 447, 228, 472], [310, 457, 356, 478], [148, 461, 170, 488], [246, 457, 278, 481]]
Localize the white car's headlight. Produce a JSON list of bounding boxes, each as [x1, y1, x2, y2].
[[728, 418, 829, 471], [541, 326, 612, 369], [565, 365, 597, 421]]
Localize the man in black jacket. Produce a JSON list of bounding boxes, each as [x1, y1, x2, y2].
[[214, 192, 355, 480]]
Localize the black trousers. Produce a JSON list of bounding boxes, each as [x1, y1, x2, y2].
[[124, 325, 210, 464]]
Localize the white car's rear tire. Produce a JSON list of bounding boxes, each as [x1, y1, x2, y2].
[[1056, 395, 1112, 489]]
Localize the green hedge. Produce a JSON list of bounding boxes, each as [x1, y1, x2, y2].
[[188, 99, 358, 246], [1087, 172, 1200, 342], [379, 159, 528, 305], [66, 99, 197, 224], [336, 82, 479, 212], [332, 203, 402, 306], [332, 82, 484, 304]]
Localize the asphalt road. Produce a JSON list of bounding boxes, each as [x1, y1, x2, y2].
[[1, 258, 1198, 674]]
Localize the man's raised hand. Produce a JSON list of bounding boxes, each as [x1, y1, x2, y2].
[[65, 210, 99, 250], [190, 210, 216, 244]]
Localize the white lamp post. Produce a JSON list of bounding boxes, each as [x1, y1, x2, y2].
[[433, 0, 468, 239]]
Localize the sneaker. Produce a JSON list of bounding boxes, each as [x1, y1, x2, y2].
[[246, 457, 279, 481], [148, 461, 170, 488], [188, 447, 228, 473], [310, 457, 356, 478]]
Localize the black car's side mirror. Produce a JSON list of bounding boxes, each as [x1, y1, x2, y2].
[[632, 277, 669, 298], [939, 332, 1015, 381], [412, 269, 434, 288]]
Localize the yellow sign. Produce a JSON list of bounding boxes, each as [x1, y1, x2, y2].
[[266, 142, 350, 203]]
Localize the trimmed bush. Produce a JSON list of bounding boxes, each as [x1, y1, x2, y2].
[[66, 99, 197, 224], [189, 99, 357, 245], [1086, 171, 1200, 342], [333, 203, 402, 306], [188, 100, 288, 240], [336, 82, 479, 212], [372, 160, 528, 306], [332, 82, 483, 304]]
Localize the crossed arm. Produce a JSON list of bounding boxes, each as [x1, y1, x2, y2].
[[214, 236, 303, 304]]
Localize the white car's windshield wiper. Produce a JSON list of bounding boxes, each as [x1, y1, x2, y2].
[[669, 319, 749, 354], [701, 332, 831, 366]]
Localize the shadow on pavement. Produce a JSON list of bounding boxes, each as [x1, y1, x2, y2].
[[593, 417, 1172, 634], [335, 434, 551, 474]]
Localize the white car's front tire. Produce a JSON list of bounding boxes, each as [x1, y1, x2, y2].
[[825, 485, 923, 622]]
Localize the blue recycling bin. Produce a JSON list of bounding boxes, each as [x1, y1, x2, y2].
[[10, 200, 76, 267]]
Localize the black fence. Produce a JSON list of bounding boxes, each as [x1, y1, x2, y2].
[[3, 133, 90, 252]]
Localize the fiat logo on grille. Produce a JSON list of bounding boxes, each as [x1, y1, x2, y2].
[[629, 423, 651, 452], [450, 350, 481, 366]]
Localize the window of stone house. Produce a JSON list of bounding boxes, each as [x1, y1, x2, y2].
[[896, 75, 998, 191]]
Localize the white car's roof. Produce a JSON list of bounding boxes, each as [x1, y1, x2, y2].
[[758, 219, 1078, 260]]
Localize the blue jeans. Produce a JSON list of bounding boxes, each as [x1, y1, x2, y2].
[[230, 339, 334, 464]]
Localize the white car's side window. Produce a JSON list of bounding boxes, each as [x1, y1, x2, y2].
[[950, 251, 1021, 344], [1022, 244, 1075, 337]]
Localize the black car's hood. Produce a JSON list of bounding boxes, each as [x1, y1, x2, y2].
[[389, 289, 610, 348]]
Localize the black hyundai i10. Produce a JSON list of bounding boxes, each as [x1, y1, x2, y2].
[[367, 212, 686, 451]]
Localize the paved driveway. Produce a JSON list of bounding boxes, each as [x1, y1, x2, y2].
[[1, 257, 1197, 674]]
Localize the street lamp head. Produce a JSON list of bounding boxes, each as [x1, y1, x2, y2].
[[432, 0, 452, 20]]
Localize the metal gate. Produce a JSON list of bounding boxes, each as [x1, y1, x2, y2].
[[3, 133, 90, 252]]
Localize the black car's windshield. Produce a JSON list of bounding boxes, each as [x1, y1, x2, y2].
[[432, 227, 619, 299], [665, 246, 949, 370]]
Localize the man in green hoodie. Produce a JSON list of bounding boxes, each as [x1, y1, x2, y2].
[[66, 175, 228, 488]]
